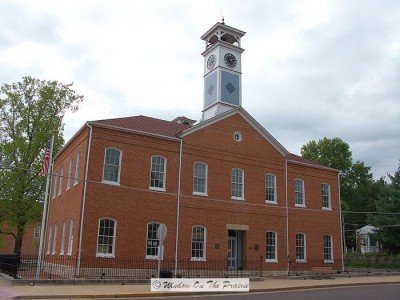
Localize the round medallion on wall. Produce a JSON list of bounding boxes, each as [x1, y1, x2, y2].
[[224, 53, 237, 68], [234, 132, 242, 142], [207, 54, 216, 70]]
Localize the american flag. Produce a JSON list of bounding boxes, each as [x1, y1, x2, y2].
[[39, 140, 51, 176]]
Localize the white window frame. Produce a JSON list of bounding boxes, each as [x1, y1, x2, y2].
[[149, 156, 167, 191], [265, 173, 277, 204], [67, 219, 74, 255], [52, 223, 58, 255], [52, 172, 58, 199], [322, 183, 331, 210], [324, 234, 334, 263], [58, 166, 63, 196], [96, 218, 117, 258], [193, 162, 208, 196], [294, 178, 305, 207], [102, 148, 122, 185], [46, 226, 52, 254], [265, 231, 278, 262], [191, 226, 206, 261], [66, 158, 73, 190], [60, 221, 66, 255], [231, 168, 244, 200], [146, 222, 161, 259], [295, 233, 307, 262], [74, 150, 81, 186]]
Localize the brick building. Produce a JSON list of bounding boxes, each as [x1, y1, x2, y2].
[[44, 22, 343, 276]]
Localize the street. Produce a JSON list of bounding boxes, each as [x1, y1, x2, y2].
[[121, 284, 400, 300]]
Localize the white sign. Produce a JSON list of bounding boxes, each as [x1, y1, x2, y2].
[[157, 224, 167, 242], [151, 278, 250, 292]]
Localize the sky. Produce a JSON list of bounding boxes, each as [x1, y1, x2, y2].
[[1, 0, 399, 179]]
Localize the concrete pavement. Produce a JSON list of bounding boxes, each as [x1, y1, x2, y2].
[[1, 274, 400, 299]]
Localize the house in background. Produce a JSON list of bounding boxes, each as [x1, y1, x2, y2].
[[0, 224, 40, 255], [42, 21, 343, 277], [356, 225, 381, 254]]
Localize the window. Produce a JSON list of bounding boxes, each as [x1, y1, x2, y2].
[[146, 223, 160, 258], [193, 162, 207, 195], [265, 173, 277, 203], [46, 226, 52, 254], [52, 172, 58, 199], [34, 226, 40, 239], [58, 166, 63, 195], [103, 148, 121, 184], [97, 218, 116, 257], [150, 156, 166, 190], [66, 158, 73, 190], [324, 235, 333, 262], [322, 183, 331, 209], [296, 233, 306, 262], [191, 226, 206, 260], [67, 219, 74, 255], [60, 221, 66, 255], [266, 231, 277, 261], [294, 179, 304, 206], [74, 151, 81, 186], [52, 223, 58, 255], [231, 168, 244, 200]]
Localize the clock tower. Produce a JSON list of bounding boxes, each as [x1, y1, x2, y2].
[[201, 21, 246, 121]]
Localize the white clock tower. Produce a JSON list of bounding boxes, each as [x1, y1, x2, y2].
[[201, 21, 246, 121]]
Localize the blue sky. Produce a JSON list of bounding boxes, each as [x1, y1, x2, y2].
[[1, 0, 399, 179]]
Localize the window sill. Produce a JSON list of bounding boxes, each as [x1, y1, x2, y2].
[[191, 257, 206, 262], [102, 180, 120, 186], [322, 207, 332, 211], [231, 196, 244, 201], [265, 259, 278, 263], [295, 204, 305, 208], [96, 254, 115, 258], [73, 182, 79, 186], [296, 259, 307, 263], [324, 260, 334, 264], [66, 187, 70, 191], [265, 201, 277, 205], [149, 187, 166, 192], [193, 192, 208, 197], [146, 255, 160, 260]]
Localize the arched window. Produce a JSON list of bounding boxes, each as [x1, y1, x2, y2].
[[265, 231, 277, 261], [231, 168, 244, 200], [97, 218, 116, 257], [103, 148, 122, 184], [322, 183, 331, 209], [324, 235, 333, 262], [265, 173, 277, 203], [193, 162, 208, 195], [294, 178, 305, 206], [191, 226, 206, 260], [67, 219, 74, 255], [150, 156, 166, 190], [295, 233, 306, 262], [146, 222, 161, 258]]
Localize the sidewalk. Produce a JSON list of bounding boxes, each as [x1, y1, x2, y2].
[[1, 275, 400, 299]]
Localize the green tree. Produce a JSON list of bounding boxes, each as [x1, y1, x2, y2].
[[0, 76, 83, 253], [301, 137, 352, 173], [368, 162, 400, 253]]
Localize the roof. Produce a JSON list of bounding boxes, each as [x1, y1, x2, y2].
[[286, 153, 338, 172], [90, 112, 338, 173], [90, 115, 191, 138]]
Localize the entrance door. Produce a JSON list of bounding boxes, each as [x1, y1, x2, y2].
[[228, 235, 237, 270]]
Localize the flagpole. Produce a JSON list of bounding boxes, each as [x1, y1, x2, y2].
[[36, 134, 55, 279]]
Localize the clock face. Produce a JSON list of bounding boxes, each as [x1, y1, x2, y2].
[[224, 53, 237, 68], [207, 54, 216, 70]]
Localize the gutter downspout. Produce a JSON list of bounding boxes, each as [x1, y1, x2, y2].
[[76, 123, 93, 276], [174, 139, 183, 275], [338, 173, 345, 272], [285, 159, 289, 275]]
